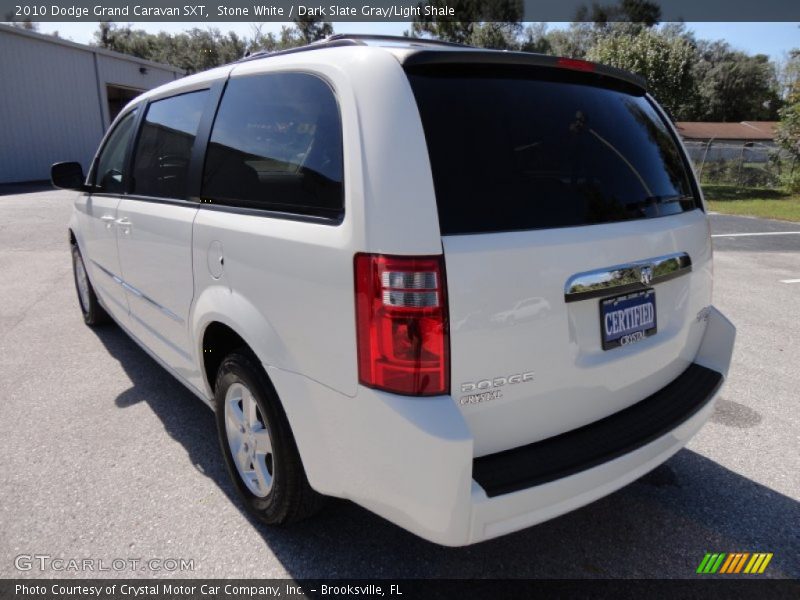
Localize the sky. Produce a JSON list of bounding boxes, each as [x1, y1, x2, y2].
[[39, 21, 800, 60]]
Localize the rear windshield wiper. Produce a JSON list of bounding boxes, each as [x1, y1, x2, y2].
[[644, 194, 694, 205]]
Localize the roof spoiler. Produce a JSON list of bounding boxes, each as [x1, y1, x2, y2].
[[238, 33, 647, 92], [401, 49, 647, 92]]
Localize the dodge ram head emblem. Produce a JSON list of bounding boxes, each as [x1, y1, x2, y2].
[[640, 265, 654, 286]]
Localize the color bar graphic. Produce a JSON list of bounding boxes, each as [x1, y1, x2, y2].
[[698, 552, 773, 574], [697, 553, 726, 573], [744, 553, 774, 574]]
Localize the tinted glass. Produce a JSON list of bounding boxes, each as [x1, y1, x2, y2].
[[202, 73, 343, 219], [93, 109, 138, 193], [131, 90, 208, 199], [408, 68, 697, 235]]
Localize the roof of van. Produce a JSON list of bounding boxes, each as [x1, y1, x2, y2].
[[241, 34, 648, 91], [130, 34, 647, 111]]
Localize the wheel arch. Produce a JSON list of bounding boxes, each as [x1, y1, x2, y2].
[[192, 287, 289, 397], [191, 287, 329, 494], [198, 316, 326, 495], [201, 321, 250, 394]]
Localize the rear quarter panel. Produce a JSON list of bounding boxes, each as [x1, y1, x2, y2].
[[190, 48, 445, 399]]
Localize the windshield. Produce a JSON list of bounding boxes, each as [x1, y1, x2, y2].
[[407, 67, 698, 235]]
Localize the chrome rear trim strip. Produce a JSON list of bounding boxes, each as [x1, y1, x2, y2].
[[564, 252, 692, 303], [90, 259, 120, 283], [90, 259, 183, 323], [123, 282, 184, 323]]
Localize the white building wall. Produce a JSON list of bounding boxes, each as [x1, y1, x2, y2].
[[0, 24, 182, 183], [95, 53, 180, 127]]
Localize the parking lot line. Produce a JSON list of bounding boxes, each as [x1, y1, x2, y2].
[[779, 279, 800, 284], [711, 232, 800, 238]]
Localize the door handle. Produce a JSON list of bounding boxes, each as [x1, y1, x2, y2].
[[100, 214, 116, 229], [116, 217, 132, 234]]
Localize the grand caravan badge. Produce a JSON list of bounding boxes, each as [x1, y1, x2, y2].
[[459, 371, 534, 405]]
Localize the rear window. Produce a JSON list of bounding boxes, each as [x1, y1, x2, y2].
[[407, 67, 697, 235]]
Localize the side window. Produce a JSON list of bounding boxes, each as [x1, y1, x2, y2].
[[131, 90, 208, 200], [202, 73, 344, 220], [93, 108, 138, 193]]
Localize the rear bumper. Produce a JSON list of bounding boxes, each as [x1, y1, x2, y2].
[[472, 363, 722, 498], [268, 306, 735, 546], [469, 384, 717, 543]]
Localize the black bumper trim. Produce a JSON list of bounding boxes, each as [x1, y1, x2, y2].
[[472, 363, 723, 498]]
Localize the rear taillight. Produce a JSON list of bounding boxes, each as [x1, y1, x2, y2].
[[354, 253, 449, 396]]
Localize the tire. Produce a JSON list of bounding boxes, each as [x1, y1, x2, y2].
[[71, 244, 110, 326], [214, 350, 323, 524]]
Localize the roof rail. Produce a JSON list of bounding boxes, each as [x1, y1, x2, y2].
[[325, 33, 471, 49], [240, 38, 357, 62], [239, 33, 471, 63]]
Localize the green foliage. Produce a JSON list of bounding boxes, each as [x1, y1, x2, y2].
[[88, 0, 788, 126], [93, 18, 334, 74], [700, 160, 782, 188], [407, 0, 659, 53], [517, 23, 552, 54], [407, 0, 523, 46], [6, 18, 38, 30], [294, 16, 333, 44], [689, 41, 782, 122], [406, 1, 785, 123], [703, 185, 800, 222], [542, 24, 596, 58], [95, 23, 247, 73], [777, 49, 800, 100], [575, 0, 661, 26], [776, 50, 800, 192], [247, 23, 326, 54], [702, 184, 789, 201], [781, 171, 800, 193], [586, 28, 695, 118]]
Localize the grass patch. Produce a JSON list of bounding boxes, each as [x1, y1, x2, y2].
[[701, 184, 789, 201], [702, 184, 800, 222]]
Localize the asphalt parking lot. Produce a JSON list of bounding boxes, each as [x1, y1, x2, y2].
[[0, 186, 797, 579]]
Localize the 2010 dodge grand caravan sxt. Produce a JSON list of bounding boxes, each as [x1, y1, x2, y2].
[[52, 34, 736, 546]]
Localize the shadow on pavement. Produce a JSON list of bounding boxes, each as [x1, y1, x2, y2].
[[0, 181, 52, 196], [92, 324, 799, 579]]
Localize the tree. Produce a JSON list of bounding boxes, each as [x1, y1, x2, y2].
[[518, 23, 552, 54], [776, 48, 800, 101], [3, 14, 38, 30], [247, 19, 333, 55], [690, 40, 781, 122], [249, 24, 304, 53], [294, 16, 333, 44], [466, 22, 523, 50], [519, 1, 662, 58], [586, 27, 695, 119], [94, 24, 247, 73], [542, 24, 599, 58], [776, 50, 800, 191], [93, 21, 333, 74], [408, 0, 523, 48], [576, 0, 661, 28]]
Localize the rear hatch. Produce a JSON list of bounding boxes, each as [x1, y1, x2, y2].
[[406, 58, 712, 457]]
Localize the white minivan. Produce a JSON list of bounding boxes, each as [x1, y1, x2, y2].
[[52, 34, 735, 546]]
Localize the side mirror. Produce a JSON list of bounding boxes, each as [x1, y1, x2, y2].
[[51, 162, 88, 191]]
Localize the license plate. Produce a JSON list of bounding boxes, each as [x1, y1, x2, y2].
[[600, 289, 657, 350]]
